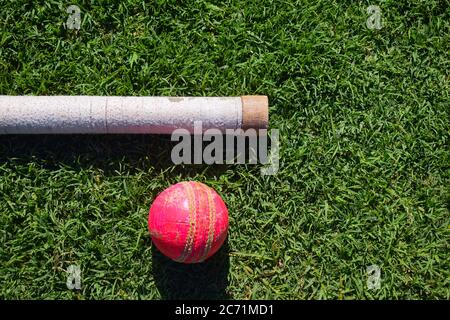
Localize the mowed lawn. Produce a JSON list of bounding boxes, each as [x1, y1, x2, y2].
[[0, 0, 448, 299]]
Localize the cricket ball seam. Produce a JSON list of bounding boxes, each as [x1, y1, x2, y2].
[[200, 184, 216, 262], [190, 182, 205, 263], [176, 183, 194, 262], [180, 182, 197, 262]]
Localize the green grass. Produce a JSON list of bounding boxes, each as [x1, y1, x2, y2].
[[0, 0, 449, 299]]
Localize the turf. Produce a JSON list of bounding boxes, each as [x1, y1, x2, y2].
[[0, 0, 449, 299]]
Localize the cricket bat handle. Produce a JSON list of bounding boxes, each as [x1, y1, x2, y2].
[[0, 95, 268, 134]]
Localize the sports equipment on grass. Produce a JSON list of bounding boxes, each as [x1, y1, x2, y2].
[[148, 181, 229, 263], [0, 95, 268, 134]]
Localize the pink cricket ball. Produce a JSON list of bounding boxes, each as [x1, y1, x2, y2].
[[148, 181, 229, 263]]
